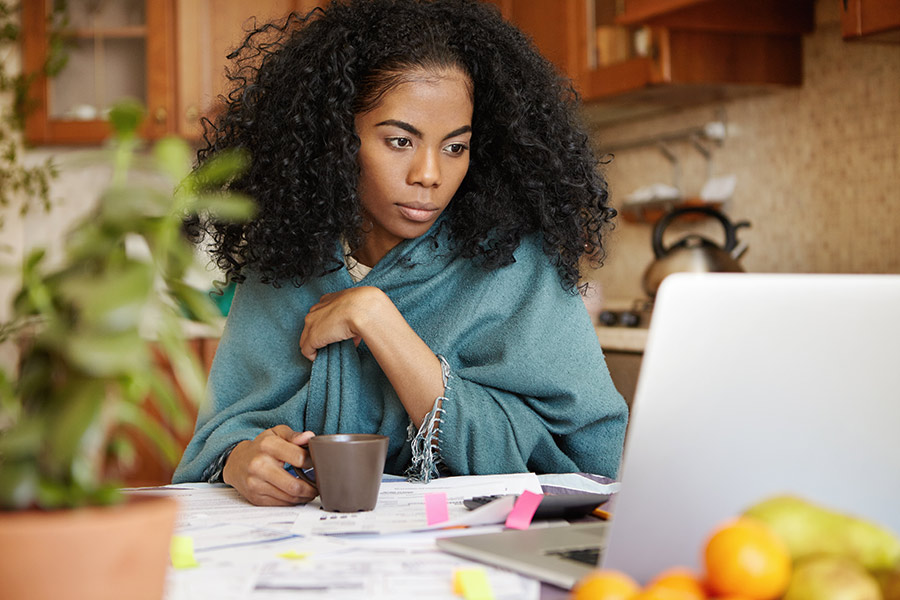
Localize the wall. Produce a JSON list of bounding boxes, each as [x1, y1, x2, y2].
[[584, 2, 900, 302]]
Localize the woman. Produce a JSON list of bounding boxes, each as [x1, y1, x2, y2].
[[174, 0, 627, 506]]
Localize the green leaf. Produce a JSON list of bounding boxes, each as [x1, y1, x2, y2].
[[167, 280, 222, 324], [65, 220, 125, 264], [144, 365, 191, 434], [0, 417, 43, 460], [57, 262, 154, 332], [157, 322, 206, 404], [154, 225, 195, 280], [190, 148, 250, 188], [64, 331, 149, 377], [17, 249, 55, 317], [23, 247, 46, 274], [100, 185, 172, 223], [107, 99, 145, 139], [107, 431, 137, 471], [42, 379, 106, 474], [115, 402, 181, 466], [14, 347, 54, 406], [186, 192, 256, 221], [0, 461, 39, 510], [153, 136, 192, 183], [35, 478, 77, 509], [0, 367, 18, 421], [87, 484, 123, 506]]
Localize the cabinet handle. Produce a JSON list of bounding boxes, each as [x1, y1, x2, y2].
[[154, 106, 168, 124]]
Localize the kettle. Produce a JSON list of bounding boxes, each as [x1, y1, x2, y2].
[[642, 206, 750, 297]]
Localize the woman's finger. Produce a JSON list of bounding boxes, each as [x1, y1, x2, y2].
[[259, 429, 313, 468], [265, 462, 318, 500], [247, 477, 309, 506]]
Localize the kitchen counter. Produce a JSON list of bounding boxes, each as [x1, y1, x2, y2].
[[594, 324, 647, 409], [594, 324, 649, 353]]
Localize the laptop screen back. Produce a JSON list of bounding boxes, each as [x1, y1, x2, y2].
[[602, 273, 900, 583]]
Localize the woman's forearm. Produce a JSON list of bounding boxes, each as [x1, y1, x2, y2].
[[356, 288, 445, 428]]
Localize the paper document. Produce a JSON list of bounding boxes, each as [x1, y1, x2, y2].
[[131, 483, 303, 530], [291, 472, 542, 536], [129, 481, 540, 600]]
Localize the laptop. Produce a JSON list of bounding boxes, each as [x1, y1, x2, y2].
[[437, 273, 900, 588]]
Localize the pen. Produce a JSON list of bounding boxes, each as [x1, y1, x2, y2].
[[592, 507, 611, 520], [284, 463, 317, 484]]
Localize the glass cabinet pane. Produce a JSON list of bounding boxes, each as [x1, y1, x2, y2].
[[48, 0, 147, 121], [590, 0, 650, 69]]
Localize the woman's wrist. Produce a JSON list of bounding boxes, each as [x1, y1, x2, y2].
[[221, 440, 250, 486], [350, 286, 394, 342]]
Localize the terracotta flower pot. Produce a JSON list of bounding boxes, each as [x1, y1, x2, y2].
[[0, 495, 178, 600]]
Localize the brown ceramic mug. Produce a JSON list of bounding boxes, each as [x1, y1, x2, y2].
[[295, 434, 389, 512]]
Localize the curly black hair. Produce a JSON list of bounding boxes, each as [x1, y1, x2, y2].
[[192, 0, 615, 291]]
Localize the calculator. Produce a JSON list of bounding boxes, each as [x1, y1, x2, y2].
[[463, 492, 611, 520]]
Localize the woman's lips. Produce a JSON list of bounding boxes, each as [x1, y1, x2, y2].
[[397, 203, 438, 223]]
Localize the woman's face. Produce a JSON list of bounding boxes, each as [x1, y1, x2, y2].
[[354, 68, 473, 266]]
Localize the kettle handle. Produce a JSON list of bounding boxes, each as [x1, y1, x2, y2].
[[651, 206, 745, 258]]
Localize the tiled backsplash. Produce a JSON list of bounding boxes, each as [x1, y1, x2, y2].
[[584, 2, 900, 301]]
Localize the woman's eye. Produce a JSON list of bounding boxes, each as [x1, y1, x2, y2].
[[445, 143, 468, 155], [387, 137, 412, 149]]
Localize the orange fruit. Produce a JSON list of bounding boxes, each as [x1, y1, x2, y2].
[[645, 567, 708, 599], [631, 588, 700, 600], [571, 569, 641, 600], [703, 517, 791, 600]]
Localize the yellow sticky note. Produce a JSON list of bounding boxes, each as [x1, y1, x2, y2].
[[170, 535, 199, 569], [453, 568, 494, 600], [277, 550, 310, 560], [453, 571, 464, 595]]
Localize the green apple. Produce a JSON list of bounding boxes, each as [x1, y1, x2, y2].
[[783, 556, 882, 600], [744, 496, 900, 571]]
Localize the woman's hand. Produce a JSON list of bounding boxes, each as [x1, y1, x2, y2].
[[299, 286, 386, 361], [223, 426, 317, 506]]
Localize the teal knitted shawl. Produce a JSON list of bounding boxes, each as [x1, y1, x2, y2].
[[173, 221, 627, 483]]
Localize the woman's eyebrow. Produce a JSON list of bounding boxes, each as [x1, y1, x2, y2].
[[375, 120, 472, 141], [442, 125, 472, 140]]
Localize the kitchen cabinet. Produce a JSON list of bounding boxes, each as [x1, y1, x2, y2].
[[21, 0, 177, 145], [175, 0, 327, 141], [485, 0, 815, 125], [22, 0, 327, 145], [840, 0, 900, 42], [604, 350, 643, 412]]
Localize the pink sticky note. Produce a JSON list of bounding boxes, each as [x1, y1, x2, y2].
[[425, 492, 449, 525], [504, 491, 543, 530]]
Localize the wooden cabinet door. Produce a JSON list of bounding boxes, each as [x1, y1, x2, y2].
[[22, 0, 176, 145], [481, 0, 590, 94], [841, 0, 900, 42], [174, 0, 328, 141]]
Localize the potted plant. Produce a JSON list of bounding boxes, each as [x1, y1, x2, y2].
[[0, 101, 251, 600]]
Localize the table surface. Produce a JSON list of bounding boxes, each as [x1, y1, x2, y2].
[[130, 477, 616, 599]]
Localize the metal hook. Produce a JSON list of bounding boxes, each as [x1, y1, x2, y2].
[[657, 142, 681, 194], [691, 134, 714, 181]]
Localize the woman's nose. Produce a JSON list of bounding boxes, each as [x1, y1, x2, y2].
[[407, 148, 441, 187]]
